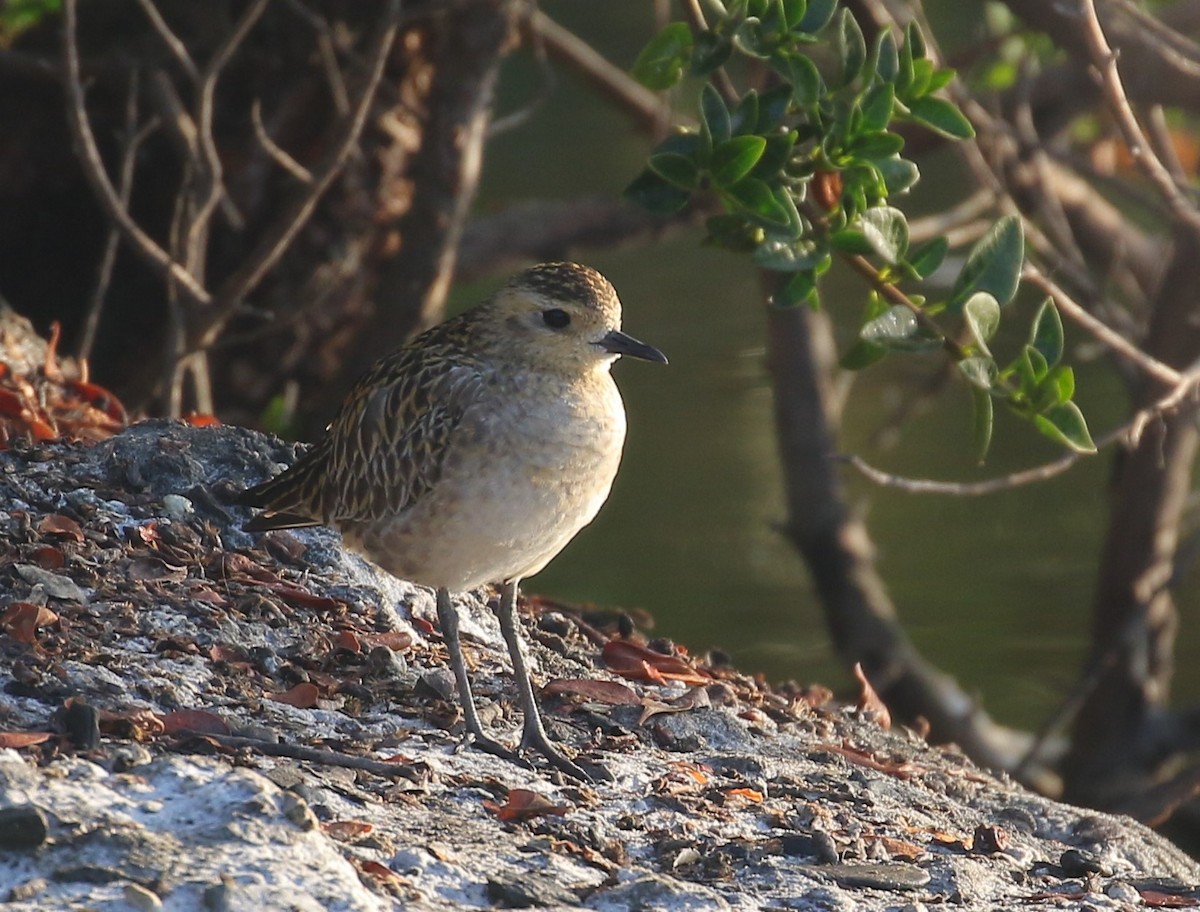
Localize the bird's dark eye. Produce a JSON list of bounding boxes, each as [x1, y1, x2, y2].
[[541, 308, 571, 329]]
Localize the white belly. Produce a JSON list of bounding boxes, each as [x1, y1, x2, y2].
[[346, 377, 626, 591]]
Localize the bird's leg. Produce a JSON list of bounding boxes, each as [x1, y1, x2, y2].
[[494, 579, 600, 782], [434, 586, 524, 764]]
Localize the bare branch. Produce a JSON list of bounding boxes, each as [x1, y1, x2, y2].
[[194, 0, 402, 352], [842, 359, 1200, 496], [251, 98, 313, 184], [187, 0, 272, 276], [132, 0, 199, 83], [523, 10, 668, 136], [79, 71, 159, 363], [1079, 0, 1200, 233], [62, 0, 211, 307], [1022, 264, 1182, 387], [281, 0, 351, 114]]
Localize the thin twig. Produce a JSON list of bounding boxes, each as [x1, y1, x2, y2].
[[842, 359, 1200, 495], [62, 0, 211, 307], [524, 10, 668, 136], [251, 98, 314, 183], [1079, 0, 1200, 232], [170, 730, 425, 781], [281, 0, 350, 113], [132, 0, 199, 83], [1022, 264, 1182, 387], [193, 0, 402, 352], [681, 0, 739, 105], [79, 71, 158, 363], [186, 0, 272, 277]]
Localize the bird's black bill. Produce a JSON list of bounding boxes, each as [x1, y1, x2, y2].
[[599, 330, 668, 364]]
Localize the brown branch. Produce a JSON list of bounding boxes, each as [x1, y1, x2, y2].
[[62, 0, 211, 308], [170, 730, 424, 781], [251, 98, 314, 184], [193, 0, 402, 353], [1079, 0, 1200, 233], [524, 10, 669, 136], [132, 0, 199, 83], [79, 71, 159, 363]]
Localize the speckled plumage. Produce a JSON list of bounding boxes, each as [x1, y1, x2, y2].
[[240, 262, 666, 779]]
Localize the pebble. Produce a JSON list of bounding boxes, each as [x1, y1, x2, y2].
[[0, 804, 48, 849]]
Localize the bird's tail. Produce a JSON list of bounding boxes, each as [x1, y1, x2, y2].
[[238, 445, 328, 532]]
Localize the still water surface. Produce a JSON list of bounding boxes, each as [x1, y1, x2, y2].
[[459, 2, 1200, 734]]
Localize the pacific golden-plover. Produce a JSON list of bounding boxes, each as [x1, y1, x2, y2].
[[239, 262, 666, 780]]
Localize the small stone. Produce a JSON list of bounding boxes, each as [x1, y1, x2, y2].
[[14, 564, 88, 603], [1105, 882, 1141, 904], [6, 877, 47, 902], [161, 494, 194, 521], [124, 882, 164, 910], [0, 804, 48, 849], [281, 793, 318, 831]]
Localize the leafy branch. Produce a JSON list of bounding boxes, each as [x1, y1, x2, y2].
[[626, 0, 1095, 458]]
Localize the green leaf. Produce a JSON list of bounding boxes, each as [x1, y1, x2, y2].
[[906, 237, 947, 279], [905, 96, 975, 139], [1033, 402, 1096, 453], [648, 153, 701, 190], [773, 52, 823, 107], [733, 17, 770, 58], [705, 214, 762, 251], [949, 215, 1023, 310], [755, 236, 826, 271], [756, 84, 793, 130], [848, 131, 905, 159], [796, 0, 836, 33], [858, 206, 908, 264], [958, 355, 998, 390], [633, 23, 694, 90], [781, 0, 807, 28], [730, 91, 760, 135], [840, 338, 887, 369], [692, 30, 734, 76], [724, 177, 792, 225], [875, 155, 919, 193], [701, 84, 732, 144], [777, 269, 820, 308], [860, 83, 895, 132], [872, 29, 899, 83], [905, 21, 927, 62], [625, 169, 692, 215], [828, 228, 875, 255], [1030, 298, 1064, 368], [860, 305, 941, 351], [962, 292, 1001, 355], [970, 386, 994, 463], [711, 136, 767, 186], [1049, 365, 1075, 404], [751, 131, 798, 178], [838, 8, 867, 86]]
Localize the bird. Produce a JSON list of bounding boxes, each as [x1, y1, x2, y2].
[[238, 262, 667, 780]]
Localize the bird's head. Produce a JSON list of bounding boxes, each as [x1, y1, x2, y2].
[[481, 262, 667, 372]]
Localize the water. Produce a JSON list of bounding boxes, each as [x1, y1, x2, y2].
[[464, 1, 1200, 733]]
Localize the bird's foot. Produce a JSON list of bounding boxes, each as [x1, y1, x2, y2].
[[457, 730, 533, 770], [520, 723, 610, 783]]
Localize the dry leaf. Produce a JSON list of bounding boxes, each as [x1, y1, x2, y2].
[[483, 788, 571, 822], [853, 662, 891, 730], [1, 602, 59, 643], [158, 709, 230, 736], [602, 640, 710, 686], [323, 820, 374, 840], [267, 683, 320, 709], [543, 677, 640, 706], [0, 731, 54, 748], [38, 514, 84, 542]]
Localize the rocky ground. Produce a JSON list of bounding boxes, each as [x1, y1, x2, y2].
[[0, 419, 1197, 911]]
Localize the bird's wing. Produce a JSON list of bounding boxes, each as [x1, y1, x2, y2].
[[241, 338, 486, 529]]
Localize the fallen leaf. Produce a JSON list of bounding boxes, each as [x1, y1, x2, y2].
[[357, 860, 402, 883], [362, 630, 413, 651], [1, 602, 59, 643], [323, 820, 374, 840], [483, 788, 571, 822], [183, 412, 221, 427], [38, 514, 84, 542], [267, 583, 342, 612], [542, 677, 640, 706], [1139, 889, 1200, 908], [0, 731, 54, 748], [853, 662, 891, 730], [267, 683, 320, 709], [27, 545, 65, 570], [158, 709, 231, 736], [726, 787, 764, 803], [875, 836, 924, 860], [602, 640, 710, 686], [333, 630, 362, 653]]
